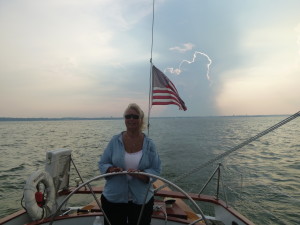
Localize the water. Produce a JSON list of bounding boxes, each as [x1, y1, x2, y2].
[[0, 116, 299, 225]]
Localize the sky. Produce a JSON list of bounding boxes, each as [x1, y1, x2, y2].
[[0, 0, 300, 118]]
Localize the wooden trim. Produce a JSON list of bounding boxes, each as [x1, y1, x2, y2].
[[58, 186, 104, 195], [4, 184, 252, 225], [155, 189, 254, 225], [0, 209, 26, 224]]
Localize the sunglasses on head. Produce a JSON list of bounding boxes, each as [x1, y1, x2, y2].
[[125, 114, 140, 119]]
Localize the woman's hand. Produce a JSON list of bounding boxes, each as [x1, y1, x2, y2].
[[107, 166, 123, 173], [127, 169, 149, 183]]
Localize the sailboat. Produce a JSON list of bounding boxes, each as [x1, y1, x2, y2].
[[0, 148, 255, 225]]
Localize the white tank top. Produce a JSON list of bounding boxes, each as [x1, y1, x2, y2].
[[124, 150, 142, 171], [124, 150, 142, 200]]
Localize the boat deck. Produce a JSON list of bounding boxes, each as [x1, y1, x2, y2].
[[65, 180, 206, 224]]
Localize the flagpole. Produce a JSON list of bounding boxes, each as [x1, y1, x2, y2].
[[147, 61, 153, 136], [147, 0, 155, 136]]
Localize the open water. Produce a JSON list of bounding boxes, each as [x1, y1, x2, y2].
[[0, 116, 299, 225]]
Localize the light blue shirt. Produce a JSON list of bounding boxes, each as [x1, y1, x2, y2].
[[98, 132, 161, 204]]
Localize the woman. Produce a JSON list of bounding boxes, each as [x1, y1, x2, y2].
[[98, 103, 161, 225]]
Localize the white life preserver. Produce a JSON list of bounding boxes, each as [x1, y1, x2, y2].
[[24, 170, 56, 220]]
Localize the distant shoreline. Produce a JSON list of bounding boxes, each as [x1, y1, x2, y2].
[[0, 117, 123, 121], [0, 115, 289, 122]]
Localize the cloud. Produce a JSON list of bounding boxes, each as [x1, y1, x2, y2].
[[214, 10, 300, 116], [165, 50, 212, 82], [296, 23, 300, 60], [1, 0, 299, 117], [0, 0, 157, 117], [216, 66, 300, 115], [169, 43, 194, 53]]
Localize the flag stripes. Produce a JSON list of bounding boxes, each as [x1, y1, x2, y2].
[[152, 65, 187, 111]]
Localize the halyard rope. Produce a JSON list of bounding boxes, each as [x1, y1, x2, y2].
[[156, 111, 300, 191]]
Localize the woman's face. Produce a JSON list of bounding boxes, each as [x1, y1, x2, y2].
[[124, 108, 141, 131]]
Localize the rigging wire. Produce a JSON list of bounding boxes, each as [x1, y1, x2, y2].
[[156, 111, 300, 191], [217, 167, 293, 224], [222, 158, 300, 203], [225, 184, 288, 225]]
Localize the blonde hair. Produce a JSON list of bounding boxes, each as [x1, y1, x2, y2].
[[124, 103, 145, 131]]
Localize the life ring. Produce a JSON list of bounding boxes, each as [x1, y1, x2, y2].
[[23, 170, 56, 220]]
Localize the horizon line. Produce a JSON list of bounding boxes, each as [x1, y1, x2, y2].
[[0, 114, 290, 121]]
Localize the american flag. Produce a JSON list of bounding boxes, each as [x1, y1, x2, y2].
[[152, 65, 187, 111]]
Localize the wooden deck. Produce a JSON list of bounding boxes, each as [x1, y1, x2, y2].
[[70, 180, 205, 224]]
